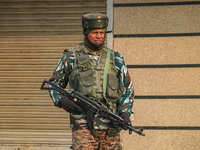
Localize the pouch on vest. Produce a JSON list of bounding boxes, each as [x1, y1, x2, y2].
[[78, 70, 94, 95], [106, 73, 120, 100], [76, 51, 91, 65]]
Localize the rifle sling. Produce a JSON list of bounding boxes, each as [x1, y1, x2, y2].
[[103, 48, 111, 102]]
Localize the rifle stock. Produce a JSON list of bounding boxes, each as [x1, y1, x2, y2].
[[41, 80, 145, 136]]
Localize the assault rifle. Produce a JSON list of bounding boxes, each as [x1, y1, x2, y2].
[[41, 80, 145, 136]]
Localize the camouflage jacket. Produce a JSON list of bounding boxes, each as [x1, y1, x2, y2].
[[49, 43, 134, 130]]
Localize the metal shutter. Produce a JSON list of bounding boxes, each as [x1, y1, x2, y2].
[[0, 0, 106, 149]]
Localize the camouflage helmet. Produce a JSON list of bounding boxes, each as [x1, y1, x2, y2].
[[82, 13, 108, 29]]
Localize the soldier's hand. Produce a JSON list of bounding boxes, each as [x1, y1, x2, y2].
[[58, 96, 83, 113], [119, 112, 131, 130]]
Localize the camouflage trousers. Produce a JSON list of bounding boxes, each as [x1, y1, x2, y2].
[[71, 128, 122, 150]]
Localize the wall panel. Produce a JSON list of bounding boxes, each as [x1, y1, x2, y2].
[[115, 0, 199, 3], [131, 99, 200, 126], [120, 130, 200, 150], [114, 37, 200, 65], [114, 5, 200, 34], [113, 1, 200, 149], [129, 68, 200, 95]]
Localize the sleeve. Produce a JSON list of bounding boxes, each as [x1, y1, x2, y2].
[[48, 49, 74, 106], [114, 51, 134, 116]]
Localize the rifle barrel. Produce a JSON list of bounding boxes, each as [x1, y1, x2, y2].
[[41, 80, 145, 136]]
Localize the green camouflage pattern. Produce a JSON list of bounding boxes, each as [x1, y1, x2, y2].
[[82, 13, 108, 29], [72, 129, 122, 150], [49, 43, 134, 130], [69, 44, 122, 111]]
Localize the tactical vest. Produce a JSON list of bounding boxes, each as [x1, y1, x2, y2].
[[69, 43, 124, 110]]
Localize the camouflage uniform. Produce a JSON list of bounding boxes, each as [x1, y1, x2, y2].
[[72, 129, 121, 150], [49, 13, 134, 149]]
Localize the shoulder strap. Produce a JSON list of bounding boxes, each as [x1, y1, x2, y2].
[[103, 48, 111, 100]]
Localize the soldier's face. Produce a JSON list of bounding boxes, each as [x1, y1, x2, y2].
[[87, 29, 105, 45]]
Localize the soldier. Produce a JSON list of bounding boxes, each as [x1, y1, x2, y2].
[[49, 13, 134, 150]]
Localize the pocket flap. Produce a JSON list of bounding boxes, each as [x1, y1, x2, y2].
[[107, 73, 117, 90], [79, 71, 94, 87]]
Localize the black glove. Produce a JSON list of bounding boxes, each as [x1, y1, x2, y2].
[[119, 112, 131, 130], [58, 96, 83, 113]]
